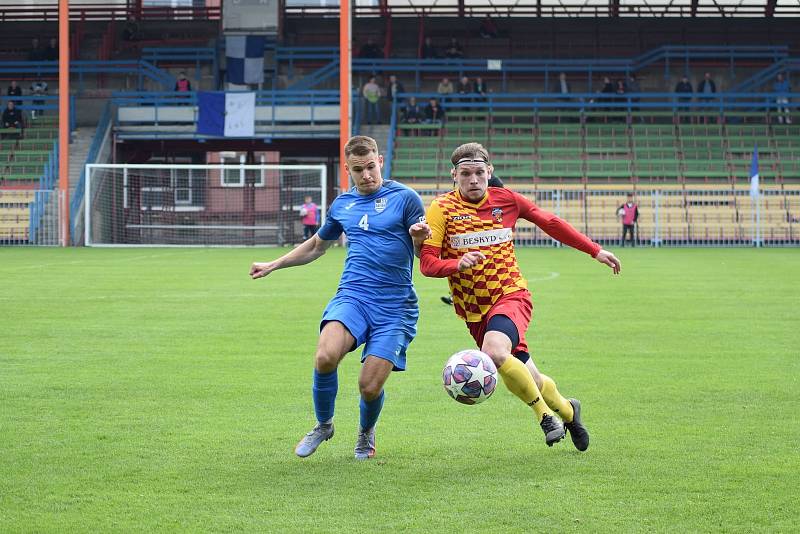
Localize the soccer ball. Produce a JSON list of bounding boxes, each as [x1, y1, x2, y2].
[[442, 350, 498, 405]]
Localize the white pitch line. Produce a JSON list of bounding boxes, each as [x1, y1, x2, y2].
[[527, 271, 560, 282], [0, 250, 209, 273]]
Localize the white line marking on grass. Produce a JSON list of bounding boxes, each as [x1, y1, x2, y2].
[[528, 272, 560, 282], [0, 250, 208, 273]]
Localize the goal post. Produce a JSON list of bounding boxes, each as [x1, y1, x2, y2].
[[85, 163, 327, 247]]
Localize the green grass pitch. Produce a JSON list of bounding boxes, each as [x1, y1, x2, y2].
[[1, 247, 798, 532]]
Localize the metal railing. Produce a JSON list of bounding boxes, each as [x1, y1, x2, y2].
[[70, 101, 113, 245], [0, 60, 174, 92], [412, 187, 800, 247], [279, 45, 788, 92], [0, 4, 220, 22]]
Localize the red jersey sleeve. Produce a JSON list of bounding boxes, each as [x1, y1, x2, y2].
[[514, 191, 602, 257], [419, 244, 460, 278]]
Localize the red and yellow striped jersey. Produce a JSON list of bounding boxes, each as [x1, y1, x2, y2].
[[420, 187, 600, 322]]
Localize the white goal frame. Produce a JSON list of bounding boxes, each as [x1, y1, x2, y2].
[[85, 163, 327, 247]]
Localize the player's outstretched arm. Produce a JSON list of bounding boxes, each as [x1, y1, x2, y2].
[[250, 234, 335, 279], [594, 249, 621, 275]]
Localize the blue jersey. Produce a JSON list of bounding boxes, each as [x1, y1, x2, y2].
[[318, 180, 425, 306]]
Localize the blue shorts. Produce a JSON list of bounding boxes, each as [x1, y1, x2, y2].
[[321, 294, 418, 371]]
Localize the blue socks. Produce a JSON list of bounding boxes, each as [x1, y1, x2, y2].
[[312, 369, 338, 424], [359, 390, 385, 431], [312, 368, 385, 430]]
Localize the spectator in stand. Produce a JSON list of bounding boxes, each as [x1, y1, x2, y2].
[[674, 75, 693, 117], [627, 73, 643, 121], [473, 76, 488, 99], [614, 78, 627, 117], [457, 75, 471, 109], [675, 75, 693, 98], [424, 97, 446, 132], [479, 15, 498, 38], [437, 77, 454, 97], [44, 38, 58, 62], [7, 81, 23, 106], [362, 76, 381, 124], [28, 38, 44, 61], [421, 37, 438, 59], [444, 38, 464, 60], [2, 101, 23, 130], [175, 72, 192, 92], [697, 72, 717, 122], [402, 97, 423, 125], [553, 72, 571, 99], [591, 76, 614, 122], [30, 79, 48, 119], [386, 74, 405, 105], [123, 19, 141, 41], [697, 71, 717, 98], [773, 73, 792, 124], [552, 71, 573, 115], [359, 37, 383, 59]]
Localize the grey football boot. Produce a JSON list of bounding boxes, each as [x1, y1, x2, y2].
[[564, 398, 589, 451], [354, 426, 376, 460], [294, 420, 334, 457], [539, 413, 566, 446]]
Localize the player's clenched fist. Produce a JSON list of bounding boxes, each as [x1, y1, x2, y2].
[[408, 222, 432, 240], [250, 261, 276, 279], [458, 251, 486, 272]]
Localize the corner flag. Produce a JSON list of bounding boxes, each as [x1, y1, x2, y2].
[[749, 145, 760, 198]]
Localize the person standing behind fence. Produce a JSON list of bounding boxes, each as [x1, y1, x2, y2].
[[618, 194, 639, 247], [7, 81, 22, 107], [29, 80, 47, 119], [300, 195, 319, 241], [175, 72, 192, 92], [773, 73, 792, 124], [362, 76, 381, 125]]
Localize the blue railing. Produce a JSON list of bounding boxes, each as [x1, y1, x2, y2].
[[282, 45, 788, 92], [29, 141, 58, 243], [730, 58, 800, 93], [112, 90, 341, 138], [386, 90, 800, 177], [10, 94, 77, 132], [352, 89, 362, 136], [384, 97, 399, 180], [0, 60, 174, 92], [393, 91, 800, 113], [70, 100, 112, 244], [272, 46, 337, 79], [141, 47, 217, 89]]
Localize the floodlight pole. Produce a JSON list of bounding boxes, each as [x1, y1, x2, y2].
[[59, 0, 70, 246], [339, 0, 351, 195]]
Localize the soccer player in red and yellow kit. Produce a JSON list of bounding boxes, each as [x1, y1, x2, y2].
[[416, 143, 621, 450]]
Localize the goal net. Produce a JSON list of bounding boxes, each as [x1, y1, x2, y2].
[[85, 164, 327, 246]]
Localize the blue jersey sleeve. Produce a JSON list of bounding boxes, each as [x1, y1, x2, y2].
[[318, 200, 343, 241], [403, 188, 426, 229]]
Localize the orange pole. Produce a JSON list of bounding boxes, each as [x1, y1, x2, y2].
[[339, 0, 351, 194], [59, 0, 70, 246]]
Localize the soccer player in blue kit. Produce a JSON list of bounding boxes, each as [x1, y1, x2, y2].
[[250, 136, 431, 460]]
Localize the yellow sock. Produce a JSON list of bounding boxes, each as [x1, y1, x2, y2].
[[498, 356, 553, 422], [539, 374, 574, 423]]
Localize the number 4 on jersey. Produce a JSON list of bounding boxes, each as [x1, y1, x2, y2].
[[358, 214, 369, 231]]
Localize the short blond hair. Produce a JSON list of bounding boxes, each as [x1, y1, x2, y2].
[[450, 142, 490, 166], [344, 135, 379, 158]]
